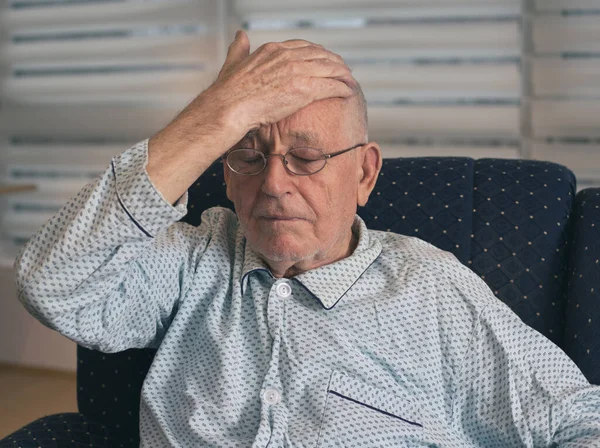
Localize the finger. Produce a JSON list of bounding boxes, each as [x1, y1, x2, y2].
[[254, 39, 315, 52], [250, 41, 345, 71], [220, 30, 250, 74], [279, 39, 321, 48], [286, 45, 346, 66], [306, 78, 355, 102], [286, 58, 352, 81], [252, 39, 329, 60], [251, 40, 310, 60]]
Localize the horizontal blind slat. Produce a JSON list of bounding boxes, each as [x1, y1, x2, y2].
[[369, 105, 519, 140], [247, 23, 519, 52], [532, 100, 600, 138], [531, 142, 600, 183], [235, 0, 519, 14]]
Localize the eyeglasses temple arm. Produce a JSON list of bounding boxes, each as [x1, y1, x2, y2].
[[325, 143, 367, 159]]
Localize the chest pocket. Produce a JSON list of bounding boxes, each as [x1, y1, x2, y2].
[[317, 370, 427, 447]]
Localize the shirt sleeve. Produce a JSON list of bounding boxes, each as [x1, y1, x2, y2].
[[13, 139, 212, 352], [451, 298, 600, 447]]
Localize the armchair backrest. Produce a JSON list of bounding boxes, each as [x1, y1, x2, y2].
[[78, 156, 595, 446]]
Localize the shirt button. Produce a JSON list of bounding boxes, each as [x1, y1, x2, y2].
[[276, 282, 292, 298], [263, 387, 281, 405]]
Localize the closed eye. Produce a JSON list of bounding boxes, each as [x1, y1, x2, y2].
[[288, 148, 324, 162], [289, 154, 319, 163]]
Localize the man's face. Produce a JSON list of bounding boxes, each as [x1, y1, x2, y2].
[[224, 98, 376, 275]]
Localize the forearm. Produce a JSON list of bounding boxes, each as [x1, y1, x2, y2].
[[147, 91, 246, 205]]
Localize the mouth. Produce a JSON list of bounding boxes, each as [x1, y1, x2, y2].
[[259, 215, 303, 221]]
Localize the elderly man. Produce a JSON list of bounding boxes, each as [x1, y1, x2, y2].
[[14, 31, 600, 447]]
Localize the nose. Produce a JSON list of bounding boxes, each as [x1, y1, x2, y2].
[[260, 153, 294, 197]]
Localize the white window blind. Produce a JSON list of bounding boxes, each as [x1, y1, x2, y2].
[[0, 0, 225, 265], [235, 0, 523, 160], [1, 0, 599, 265], [528, 0, 600, 190]]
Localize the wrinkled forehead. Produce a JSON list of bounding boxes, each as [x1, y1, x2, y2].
[[253, 98, 355, 147]]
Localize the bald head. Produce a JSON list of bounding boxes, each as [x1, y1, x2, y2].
[[315, 79, 368, 145]]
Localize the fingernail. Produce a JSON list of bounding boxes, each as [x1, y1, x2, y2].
[[235, 30, 241, 40]]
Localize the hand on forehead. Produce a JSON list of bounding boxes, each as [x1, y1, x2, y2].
[[241, 98, 361, 150], [212, 32, 364, 148], [146, 32, 368, 207]]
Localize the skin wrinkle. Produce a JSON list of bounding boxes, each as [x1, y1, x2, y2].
[[223, 90, 381, 278]]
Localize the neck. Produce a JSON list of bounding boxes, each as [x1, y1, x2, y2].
[[266, 229, 358, 278]]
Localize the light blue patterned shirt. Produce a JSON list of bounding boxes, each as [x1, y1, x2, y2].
[[14, 140, 600, 447]]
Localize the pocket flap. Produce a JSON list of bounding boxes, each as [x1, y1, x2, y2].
[[327, 370, 422, 428]]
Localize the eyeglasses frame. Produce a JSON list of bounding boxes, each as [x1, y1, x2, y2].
[[222, 142, 367, 176]]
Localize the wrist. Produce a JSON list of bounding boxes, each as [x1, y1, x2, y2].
[[201, 83, 255, 141]]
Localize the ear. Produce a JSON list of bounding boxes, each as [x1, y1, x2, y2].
[[356, 142, 382, 207]]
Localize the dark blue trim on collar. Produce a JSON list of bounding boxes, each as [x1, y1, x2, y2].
[[240, 268, 274, 296], [293, 254, 380, 310]]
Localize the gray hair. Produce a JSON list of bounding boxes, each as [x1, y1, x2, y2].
[[350, 81, 368, 142]]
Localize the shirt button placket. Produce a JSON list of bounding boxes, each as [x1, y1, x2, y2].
[[267, 280, 291, 338], [261, 280, 291, 444]]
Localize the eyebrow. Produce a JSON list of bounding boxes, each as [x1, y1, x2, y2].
[[239, 130, 322, 147]]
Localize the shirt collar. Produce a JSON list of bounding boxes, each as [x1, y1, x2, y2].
[[240, 240, 273, 294], [240, 215, 382, 310]]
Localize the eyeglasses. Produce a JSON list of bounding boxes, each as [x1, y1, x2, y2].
[[223, 143, 366, 176]]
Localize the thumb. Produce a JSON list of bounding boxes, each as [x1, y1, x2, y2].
[[220, 30, 250, 76]]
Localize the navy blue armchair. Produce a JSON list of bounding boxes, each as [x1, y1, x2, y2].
[[2, 157, 599, 447]]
